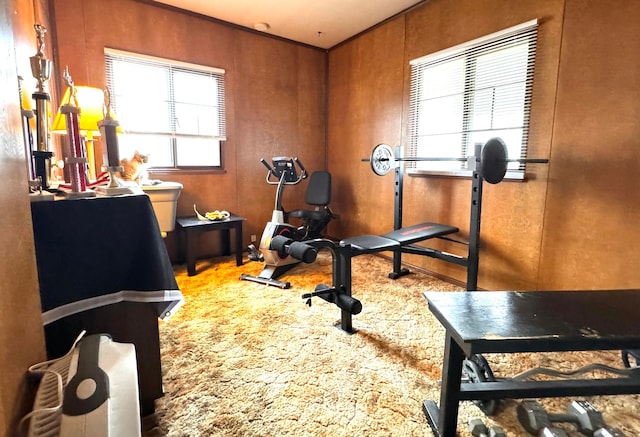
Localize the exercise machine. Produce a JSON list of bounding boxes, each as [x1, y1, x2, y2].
[[240, 156, 334, 289], [284, 137, 549, 331], [362, 137, 548, 290]]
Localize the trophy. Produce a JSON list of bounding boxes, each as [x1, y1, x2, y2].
[[57, 68, 95, 198], [30, 24, 54, 190], [96, 88, 135, 196]]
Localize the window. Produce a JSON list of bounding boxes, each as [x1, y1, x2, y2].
[[407, 20, 538, 178], [104, 49, 226, 169]]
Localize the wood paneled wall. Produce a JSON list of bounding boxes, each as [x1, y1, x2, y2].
[[51, 0, 327, 260], [329, 0, 640, 291], [1, 0, 48, 435], [46, 0, 640, 292]]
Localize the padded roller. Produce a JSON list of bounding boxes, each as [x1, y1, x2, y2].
[[269, 235, 294, 251], [334, 293, 362, 315], [288, 241, 318, 264]]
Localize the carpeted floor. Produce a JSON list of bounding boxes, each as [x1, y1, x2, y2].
[[142, 252, 640, 436]]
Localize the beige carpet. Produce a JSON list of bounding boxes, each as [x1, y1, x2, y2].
[[143, 252, 640, 436]]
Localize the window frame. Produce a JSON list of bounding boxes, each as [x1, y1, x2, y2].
[[406, 19, 539, 180], [104, 48, 226, 171]]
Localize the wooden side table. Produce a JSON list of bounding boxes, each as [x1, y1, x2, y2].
[[176, 214, 246, 276]]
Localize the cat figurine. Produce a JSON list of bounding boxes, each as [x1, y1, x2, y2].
[[118, 151, 150, 185]]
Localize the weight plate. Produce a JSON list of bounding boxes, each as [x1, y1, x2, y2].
[[370, 143, 395, 176], [462, 356, 500, 416], [481, 138, 508, 184]]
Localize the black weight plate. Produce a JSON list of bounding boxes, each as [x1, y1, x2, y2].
[[481, 137, 508, 184], [462, 357, 499, 416]]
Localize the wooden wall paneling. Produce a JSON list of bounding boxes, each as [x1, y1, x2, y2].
[[1, 0, 48, 434], [233, 31, 325, 244], [382, 0, 564, 288], [52, 0, 327, 261], [539, 0, 640, 290], [327, 17, 406, 239]]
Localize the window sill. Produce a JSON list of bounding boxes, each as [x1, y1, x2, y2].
[[149, 167, 226, 176], [406, 168, 525, 181]]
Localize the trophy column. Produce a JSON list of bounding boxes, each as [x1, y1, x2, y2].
[[29, 24, 54, 192], [96, 88, 134, 196]]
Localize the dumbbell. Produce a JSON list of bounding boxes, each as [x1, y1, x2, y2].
[[518, 400, 627, 437], [468, 418, 506, 437], [566, 401, 626, 437], [517, 400, 573, 436], [594, 429, 627, 437]]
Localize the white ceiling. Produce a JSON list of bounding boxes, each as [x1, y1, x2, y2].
[[152, 0, 425, 49]]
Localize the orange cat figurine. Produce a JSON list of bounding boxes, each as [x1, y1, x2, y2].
[[117, 151, 149, 184]]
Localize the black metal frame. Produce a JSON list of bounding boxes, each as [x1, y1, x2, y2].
[[390, 143, 483, 290]]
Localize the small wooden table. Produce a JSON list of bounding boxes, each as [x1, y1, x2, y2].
[[422, 290, 640, 437], [176, 214, 245, 276]]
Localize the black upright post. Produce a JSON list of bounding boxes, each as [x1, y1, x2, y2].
[[333, 245, 354, 333], [391, 146, 406, 277], [466, 143, 483, 291]]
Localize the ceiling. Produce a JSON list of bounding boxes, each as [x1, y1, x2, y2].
[[151, 0, 426, 49]]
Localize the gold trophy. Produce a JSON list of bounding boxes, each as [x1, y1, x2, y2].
[[30, 24, 54, 190]]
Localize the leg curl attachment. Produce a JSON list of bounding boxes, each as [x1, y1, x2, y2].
[[302, 284, 362, 315], [269, 235, 318, 264]]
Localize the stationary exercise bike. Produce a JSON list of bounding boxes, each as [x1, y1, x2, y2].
[[241, 156, 335, 289]]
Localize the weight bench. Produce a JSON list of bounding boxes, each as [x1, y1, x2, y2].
[[342, 222, 459, 255], [269, 222, 459, 333]]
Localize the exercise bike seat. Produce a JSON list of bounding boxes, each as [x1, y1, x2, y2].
[[341, 235, 400, 254], [288, 171, 335, 238], [382, 222, 459, 245]]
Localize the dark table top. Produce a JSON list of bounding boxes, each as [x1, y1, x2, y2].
[[424, 290, 640, 355], [176, 213, 245, 228]]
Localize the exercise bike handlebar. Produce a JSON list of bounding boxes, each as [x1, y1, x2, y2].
[[261, 156, 308, 185]]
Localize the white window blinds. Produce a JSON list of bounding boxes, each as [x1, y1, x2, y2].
[[408, 20, 538, 175], [104, 48, 226, 168]]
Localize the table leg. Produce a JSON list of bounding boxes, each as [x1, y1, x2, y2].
[[185, 229, 197, 276], [424, 331, 465, 437], [235, 223, 243, 266], [221, 229, 231, 257]]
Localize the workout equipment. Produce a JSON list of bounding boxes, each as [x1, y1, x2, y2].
[[363, 137, 548, 183], [462, 355, 499, 415], [360, 138, 548, 290], [566, 401, 627, 436], [288, 171, 337, 239], [621, 349, 640, 368], [517, 400, 577, 436], [468, 418, 506, 437], [241, 156, 310, 289], [517, 400, 627, 437]]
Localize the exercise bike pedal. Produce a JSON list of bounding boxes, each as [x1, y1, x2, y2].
[[247, 244, 264, 262]]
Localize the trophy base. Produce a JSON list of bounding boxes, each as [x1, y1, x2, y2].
[[60, 189, 97, 199], [29, 191, 55, 202], [95, 185, 136, 196]]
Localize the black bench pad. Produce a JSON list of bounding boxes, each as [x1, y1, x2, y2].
[[341, 235, 400, 254], [381, 222, 458, 245]]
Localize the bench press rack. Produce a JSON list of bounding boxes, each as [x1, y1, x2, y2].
[[385, 143, 483, 290]]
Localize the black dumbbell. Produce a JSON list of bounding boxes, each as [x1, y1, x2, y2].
[[566, 401, 626, 437], [517, 400, 572, 436], [468, 418, 506, 437], [594, 429, 627, 437], [518, 400, 627, 437]]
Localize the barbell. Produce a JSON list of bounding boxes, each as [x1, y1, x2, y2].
[[362, 138, 548, 184]]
